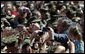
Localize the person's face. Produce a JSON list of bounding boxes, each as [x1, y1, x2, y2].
[[16, 1, 22, 6], [56, 24, 63, 33], [13, 6, 17, 11], [34, 42, 39, 49], [46, 41, 52, 46], [7, 10, 12, 15], [29, 23, 39, 32], [22, 1, 27, 6], [39, 37, 44, 44], [30, 4, 34, 10], [68, 31, 75, 41], [7, 3, 12, 9], [52, 5, 56, 11]]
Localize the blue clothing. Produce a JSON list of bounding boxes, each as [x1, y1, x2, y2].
[[74, 40, 84, 53], [54, 33, 68, 43]]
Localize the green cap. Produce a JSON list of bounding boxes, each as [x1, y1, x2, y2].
[[24, 37, 30, 45]]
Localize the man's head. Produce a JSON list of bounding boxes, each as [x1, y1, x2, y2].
[[56, 18, 70, 33], [29, 23, 40, 33], [69, 25, 82, 41], [6, 10, 12, 16]]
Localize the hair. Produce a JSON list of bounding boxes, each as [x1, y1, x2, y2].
[[22, 43, 30, 53], [62, 21, 70, 31], [22, 43, 29, 49], [69, 26, 83, 41], [5, 9, 12, 15], [12, 5, 18, 11], [54, 19, 70, 33]]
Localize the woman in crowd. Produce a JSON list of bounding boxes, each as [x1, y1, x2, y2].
[[68, 25, 84, 53]]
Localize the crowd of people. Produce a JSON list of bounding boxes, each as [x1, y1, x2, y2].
[[1, 1, 84, 53]]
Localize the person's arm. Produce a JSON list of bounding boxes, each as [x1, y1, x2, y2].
[[3, 18, 10, 26], [67, 40, 75, 53], [54, 45, 66, 53], [48, 27, 55, 40], [30, 38, 35, 47]]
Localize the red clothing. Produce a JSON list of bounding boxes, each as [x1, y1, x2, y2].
[[12, 11, 19, 17]]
